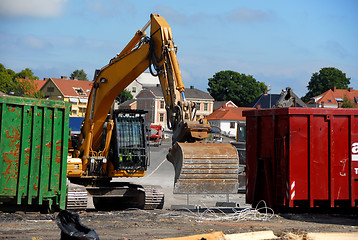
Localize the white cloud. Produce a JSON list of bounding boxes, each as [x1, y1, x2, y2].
[[228, 7, 276, 23], [85, 0, 135, 18], [155, 6, 192, 25], [18, 35, 52, 49], [0, 0, 68, 18]]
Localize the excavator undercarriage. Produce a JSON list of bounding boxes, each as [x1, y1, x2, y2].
[[67, 179, 164, 210]]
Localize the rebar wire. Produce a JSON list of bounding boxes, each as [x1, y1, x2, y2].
[[125, 200, 274, 222], [176, 200, 274, 222]]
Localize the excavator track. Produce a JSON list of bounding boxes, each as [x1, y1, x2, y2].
[[66, 183, 88, 210], [143, 185, 164, 210], [86, 182, 164, 210]]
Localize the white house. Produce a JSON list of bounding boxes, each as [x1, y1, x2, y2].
[[125, 72, 159, 98], [207, 101, 254, 139]]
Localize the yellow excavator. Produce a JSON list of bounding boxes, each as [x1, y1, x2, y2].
[[66, 14, 239, 210]]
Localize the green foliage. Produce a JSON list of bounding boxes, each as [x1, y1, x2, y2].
[[0, 63, 19, 94], [116, 89, 133, 104], [341, 95, 356, 108], [207, 70, 267, 107], [0, 63, 42, 98], [15, 68, 39, 80], [302, 67, 351, 103], [70, 69, 88, 80], [19, 78, 44, 98]]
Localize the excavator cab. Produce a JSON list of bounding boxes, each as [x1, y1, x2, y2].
[[110, 109, 149, 173]]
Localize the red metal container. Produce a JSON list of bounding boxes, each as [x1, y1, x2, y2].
[[243, 107, 358, 209]]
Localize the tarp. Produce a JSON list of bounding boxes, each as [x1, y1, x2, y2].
[[69, 117, 84, 134]]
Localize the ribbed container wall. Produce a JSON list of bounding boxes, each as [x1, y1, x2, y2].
[[243, 107, 358, 210], [0, 96, 71, 211]]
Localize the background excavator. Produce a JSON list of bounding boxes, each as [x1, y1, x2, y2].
[[66, 14, 239, 210]]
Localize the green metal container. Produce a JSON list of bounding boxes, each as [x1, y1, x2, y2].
[[0, 96, 71, 211]]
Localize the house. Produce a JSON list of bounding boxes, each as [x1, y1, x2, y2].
[[125, 72, 159, 98], [136, 85, 214, 128], [306, 87, 358, 108], [207, 101, 254, 138], [249, 88, 306, 108], [18, 78, 47, 95], [118, 99, 137, 110], [213, 101, 238, 111], [40, 76, 93, 117]]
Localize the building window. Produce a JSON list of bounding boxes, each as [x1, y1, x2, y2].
[[73, 87, 86, 96], [230, 122, 235, 129], [47, 87, 54, 92], [204, 103, 208, 111], [159, 113, 164, 122], [238, 125, 246, 141], [72, 110, 77, 115], [196, 102, 201, 111], [132, 87, 136, 93], [160, 100, 164, 109]]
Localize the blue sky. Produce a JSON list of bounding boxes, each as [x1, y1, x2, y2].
[[0, 0, 357, 97]]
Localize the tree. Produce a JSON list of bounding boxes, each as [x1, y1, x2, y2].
[[341, 95, 356, 108], [0, 63, 17, 94], [70, 69, 88, 80], [19, 78, 44, 98], [15, 68, 39, 80], [14, 68, 42, 97], [301, 67, 351, 103], [116, 89, 133, 104], [0, 64, 43, 98], [207, 70, 267, 107]]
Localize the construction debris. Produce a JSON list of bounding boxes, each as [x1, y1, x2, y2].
[[306, 232, 358, 240], [156, 231, 226, 240], [156, 230, 279, 240]]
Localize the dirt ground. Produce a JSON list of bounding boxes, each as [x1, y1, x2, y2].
[[0, 208, 357, 240]]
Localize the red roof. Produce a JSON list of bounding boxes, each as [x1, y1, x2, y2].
[[308, 88, 358, 107], [49, 78, 93, 97], [207, 105, 254, 121], [19, 79, 46, 91]]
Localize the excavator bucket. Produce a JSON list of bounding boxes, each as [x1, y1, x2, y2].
[[167, 142, 239, 194]]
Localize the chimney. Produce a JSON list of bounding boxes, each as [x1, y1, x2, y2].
[[264, 90, 268, 95], [43, 78, 48, 81], [190, 86, 194, 89], [256, 105, 261, 109], [74, 77, 78, 80], [349, 87, 353, 92], [61, 76, 67, 79], [25, 76, 29, 79], [333, 86, 336, 91]]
